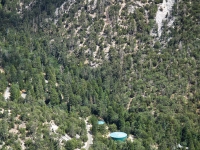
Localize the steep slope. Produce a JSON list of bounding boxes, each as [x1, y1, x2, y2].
[[155, 0, 175, 36], [0, 0, 200, 149]]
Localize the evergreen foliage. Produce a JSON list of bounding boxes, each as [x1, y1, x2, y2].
[[0, 0, 200, 149]]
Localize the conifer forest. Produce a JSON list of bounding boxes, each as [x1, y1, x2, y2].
[[0, 0, 200, 149]]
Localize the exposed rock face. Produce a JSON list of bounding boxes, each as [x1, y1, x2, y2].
[[128, 5, 135, 14], [156, 0, 175, 37], [3, 87, 10, 100]]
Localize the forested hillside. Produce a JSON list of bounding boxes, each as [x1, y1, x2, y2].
[[0, 0, 200, 149]]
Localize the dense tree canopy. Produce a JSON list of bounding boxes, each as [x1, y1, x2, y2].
[[0, 0, 200, 149]]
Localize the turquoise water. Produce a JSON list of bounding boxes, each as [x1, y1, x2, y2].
[[110, 132, 127, 141], [98, 121, 105, 125]]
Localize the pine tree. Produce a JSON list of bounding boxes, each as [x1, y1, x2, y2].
[[49, 87, 59, 106], [10, 84, 20, 101]]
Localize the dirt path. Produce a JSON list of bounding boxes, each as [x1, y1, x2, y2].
[[127, 98, 133, 110], [83, 117, 93, 150], [119, 0, 126, 16], [100, 6, 110, 36]]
